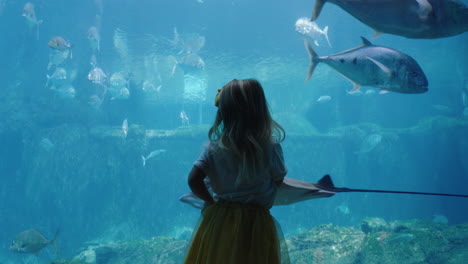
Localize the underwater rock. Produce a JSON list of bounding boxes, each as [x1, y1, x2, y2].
[[69, 237, 187, 264], [55, 219, 468, 264], [288, 219, 468, 264], [287, 224, 365, 264], [360, 217, 389, 234]]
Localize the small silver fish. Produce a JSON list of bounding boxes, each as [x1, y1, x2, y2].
[[48, 37, 73, 59], [462, 80, 468, 108], [55, 84, 76, 99], [39, 138, 54, 151], [173, 27, 206, 53], [108, 86, 129, 100], [177, 53, 205, 73], [90, 54, 98, 68], [88, 94, 104, 108], [94, 0, 103, 15], [109, 72, 128, 88], [356, 133, 382, 154], [142, 149, 167, 167], [180, 110, 189, 125], [22, 2, 43, 39], [87, 26, 101, 52], [317, 95, 332, 102], [46, 67, 67, 88], [88, 67, 107, 84], [295, 17, 331, 47], [142, 81, 162, 94], [108, 72, 129, 100], [335, 203, 351, 215], [10, 229, 59, 255], [122, 119, 128, 138], [47, 49, 70, 70]]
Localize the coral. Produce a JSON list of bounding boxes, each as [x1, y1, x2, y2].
[[51, 218, 468, 264]]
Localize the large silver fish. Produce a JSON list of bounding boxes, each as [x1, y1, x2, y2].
[[304, 37, 428, 94], [10, 229, 59, 255], [311, 0, 468, 39]]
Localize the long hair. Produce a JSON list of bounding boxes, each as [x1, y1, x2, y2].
[[208, 79, 285, 186]]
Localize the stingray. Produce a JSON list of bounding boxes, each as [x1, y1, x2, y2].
[[179, 175, 468, 209]]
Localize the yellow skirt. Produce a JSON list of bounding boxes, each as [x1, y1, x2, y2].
[[184, 199, 290, 264]]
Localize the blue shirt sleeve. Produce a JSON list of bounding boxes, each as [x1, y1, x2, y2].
[[194, 143, 212, 175]]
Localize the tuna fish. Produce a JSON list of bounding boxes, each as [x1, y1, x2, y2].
[[10, 229, 59, 255], [304, 37, 428, 94], [310, 0, 468, 39]]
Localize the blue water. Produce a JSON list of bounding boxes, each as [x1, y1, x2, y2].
[[0, 0, 467, 262]]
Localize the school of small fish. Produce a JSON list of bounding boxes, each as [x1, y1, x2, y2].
[[12, 0, 208, 114]]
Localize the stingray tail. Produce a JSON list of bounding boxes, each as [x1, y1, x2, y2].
[[304, 39, 320, 82], [50, 228, 60, 255]]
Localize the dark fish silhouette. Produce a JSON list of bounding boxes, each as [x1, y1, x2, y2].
[[311, 0, 468, 39], [304, 37, 428, 94], [10, 229, 59, 255]]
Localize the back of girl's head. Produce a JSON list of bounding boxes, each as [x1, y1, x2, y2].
[[209, 79, 285, 185], [219, 79, 269, 134]]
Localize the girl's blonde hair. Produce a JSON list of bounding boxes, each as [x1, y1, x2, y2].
[[208, 79, 285, 186]]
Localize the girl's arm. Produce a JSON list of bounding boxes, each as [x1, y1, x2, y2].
[[188, 166, 215, 206]]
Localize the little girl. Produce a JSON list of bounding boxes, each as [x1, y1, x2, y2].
[[184, 79, 290, 263]]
